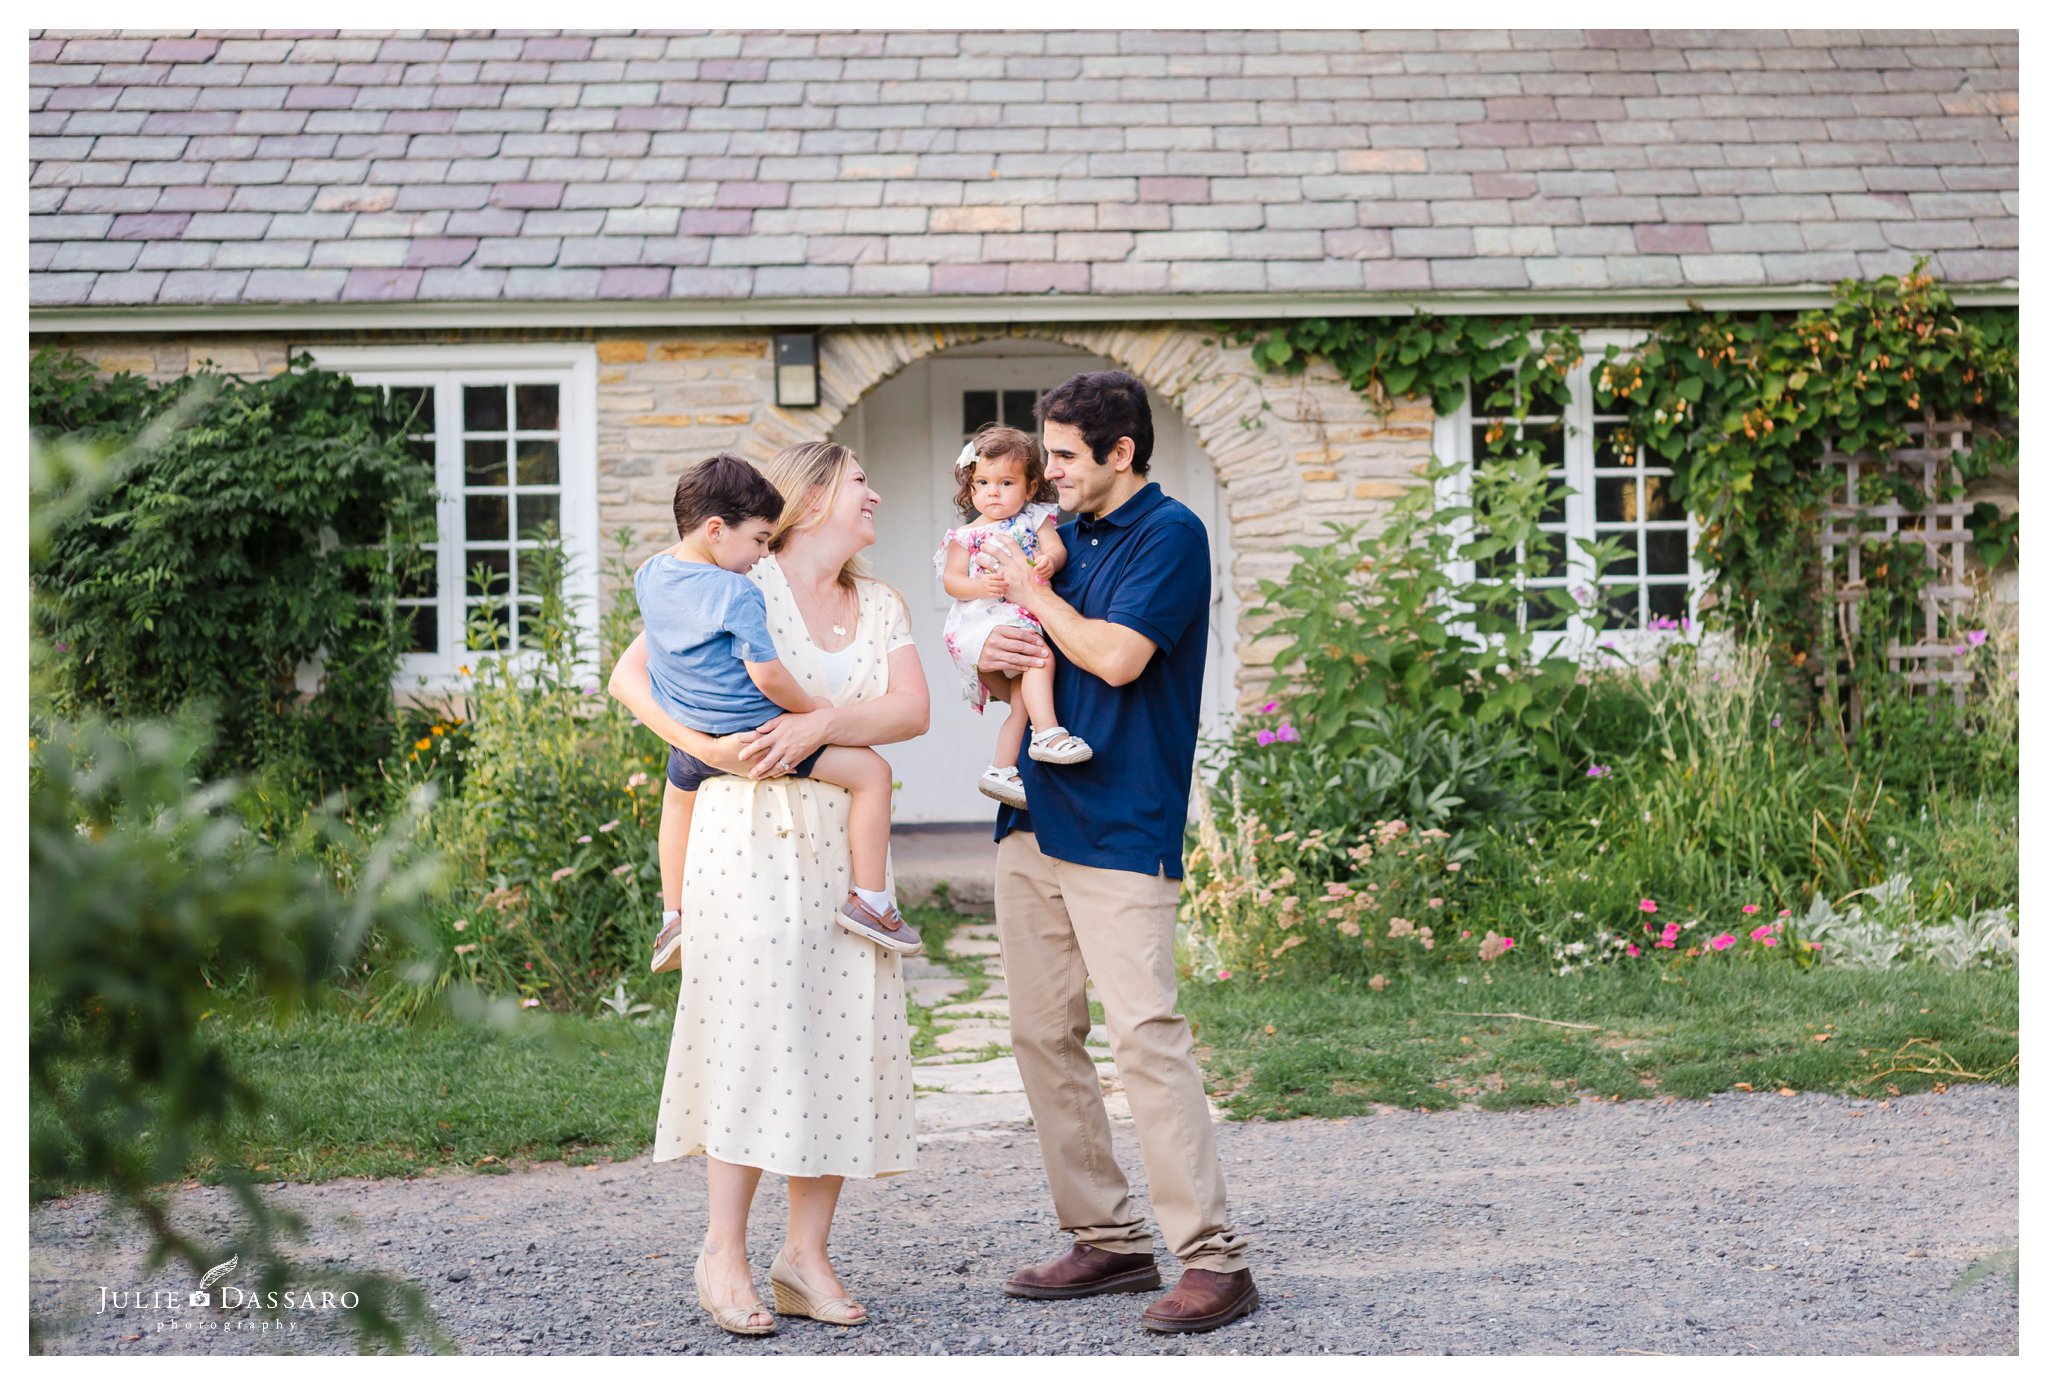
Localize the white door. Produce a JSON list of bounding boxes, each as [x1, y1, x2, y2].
[[846, 352, 1235, 824]]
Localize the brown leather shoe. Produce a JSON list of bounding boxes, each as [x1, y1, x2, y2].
[[1002, 1244, 1162, 1300], [1140, 1267, 1259, 1333]]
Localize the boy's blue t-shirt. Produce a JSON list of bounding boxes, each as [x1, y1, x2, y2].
[[634, 555, 783, 735]]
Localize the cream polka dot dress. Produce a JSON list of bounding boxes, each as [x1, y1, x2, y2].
[[652, 556, 920, 1179]]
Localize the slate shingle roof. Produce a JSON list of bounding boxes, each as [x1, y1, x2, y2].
[[29, 29, 2019, 311]]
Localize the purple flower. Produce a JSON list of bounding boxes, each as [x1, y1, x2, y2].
[[1966, 629, 1988, 647], [1586, 764, 1610, 779], [52, 641, 70, 653], [1255, 729, 1277, 748], [1769, 715, 1782, 728], [1275, 723, 1301, 744]]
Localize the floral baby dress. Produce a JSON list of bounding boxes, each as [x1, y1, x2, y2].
[[933, 500, 1061, 712]]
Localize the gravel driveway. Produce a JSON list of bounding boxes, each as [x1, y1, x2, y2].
[[31, 1084, 2016, 1355]]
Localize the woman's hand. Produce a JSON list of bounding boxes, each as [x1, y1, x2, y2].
[[736, 709, 834, 779], [691, 732, 758, 777], [979, 622, 1049, 675]]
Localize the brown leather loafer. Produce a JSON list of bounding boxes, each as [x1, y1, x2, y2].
[[1140, 1267, 1260, 1333], [1003, 1244, 1162, 1300]]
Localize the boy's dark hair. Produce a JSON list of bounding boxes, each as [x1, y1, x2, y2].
[[672, 453, 784, 538], [952, 422, 1057, 522], [1035, 369, 1154, 475]]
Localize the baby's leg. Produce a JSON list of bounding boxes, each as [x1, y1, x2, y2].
[[658, 781, 696, 911], [992, 697, 1029, 769], [1019, 651, 1060, 737], [808, 745, 893, 896]]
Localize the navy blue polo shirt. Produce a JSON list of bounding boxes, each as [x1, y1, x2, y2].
[[993, 481, 1210, 878]]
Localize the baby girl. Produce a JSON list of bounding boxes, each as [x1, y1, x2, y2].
[[935, 423, 1093, 809]]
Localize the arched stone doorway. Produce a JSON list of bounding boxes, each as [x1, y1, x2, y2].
[[720, 321, 1427, 823]]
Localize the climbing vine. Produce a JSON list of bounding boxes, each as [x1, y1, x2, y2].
[[1234, 264, 2018, 684]]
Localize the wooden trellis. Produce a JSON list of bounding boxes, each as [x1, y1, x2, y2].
[[1816, 419, 1976, 730]]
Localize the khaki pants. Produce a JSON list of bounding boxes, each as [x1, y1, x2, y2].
[[994, 830, 1249, 1272]]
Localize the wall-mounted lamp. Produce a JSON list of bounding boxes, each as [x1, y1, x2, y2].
[[774, 331, 819, 408]]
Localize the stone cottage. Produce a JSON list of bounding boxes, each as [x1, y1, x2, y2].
[[29, 28, 2018, 821]]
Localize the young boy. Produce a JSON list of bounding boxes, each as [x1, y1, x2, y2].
[[639, 453, 920, 971]]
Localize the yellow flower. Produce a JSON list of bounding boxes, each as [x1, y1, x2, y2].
[[431, 724, 446, 735], [416, 737, 433, 750]]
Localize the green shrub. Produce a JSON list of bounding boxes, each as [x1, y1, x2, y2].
[[29, 349, 434, 795], [392, 533, 669, 1013]]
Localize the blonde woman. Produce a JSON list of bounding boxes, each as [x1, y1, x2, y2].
[[608, 441, 929, 1335]]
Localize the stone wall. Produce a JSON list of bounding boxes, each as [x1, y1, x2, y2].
[[39, 322, 1434, 699]]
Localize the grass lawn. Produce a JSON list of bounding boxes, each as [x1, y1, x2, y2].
[[1182, 963, 2019, 1119], [66, 924, 2014, 1185]]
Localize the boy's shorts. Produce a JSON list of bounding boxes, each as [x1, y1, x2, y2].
[[666, 743, 826, 792]]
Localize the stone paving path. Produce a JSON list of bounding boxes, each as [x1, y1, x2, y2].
[[904, 916, 1141, 1137]]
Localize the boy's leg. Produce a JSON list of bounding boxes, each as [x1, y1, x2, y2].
[[808, 746, 891, 895], [658, 781, 696, 911]]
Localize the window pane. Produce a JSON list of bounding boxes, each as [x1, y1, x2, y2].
[[516, 439, 560, 486], [517, 493, 561, 540], [1002, 390, 1037, 427], [464, 548, 510, 594], [1640, 474, 1680, 523], [1644, 529, 1689, 576], [464, 384, 508, 432], [406, 436, 437, 469], [517, 547, 557, 597], [1528, 420, 1565, 470], [1594, 421, 1635, 469], [963, 390, 998, 434], [1646, 583, 1689, 622], [1470, 369, 1516, 414], [396, 554, 437, 601], [388, 384, 432, 431], [466, 601, 510, 652], [514, 383, 559, 433], [1602, 586, 1641, 628], [465, 493, 508, 542], [1596, 476, 1634, 524], [405, 603, 439, 654], [1606, 530, 1641, 578], [1539, 486, 1566, 528], [1532, 532, 1569, 580], [1475, 547, 1515, 584], [1527, 587, 1571, 631], [465, 438, 508, 487]]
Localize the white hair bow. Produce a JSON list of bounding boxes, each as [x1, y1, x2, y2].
[[954, 440, 980, 472]]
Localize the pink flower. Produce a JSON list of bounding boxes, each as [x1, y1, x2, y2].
[[1427, 897, 1444, 909], [1260, 701, 1278, 714], [1255, 729, 1277, 747], [1445, 862, 1462, 872], [520, 997, 540, 1008], [1216, 969, 1232, 981], [551, 866, 576, 881], [1778, 908, 1791, 918], [1708, 933, 1735, 951], [1500, 937, 1515, 951], [1639, 898, 1658, 914], [611, 863, 633, 876], [1586, 764, 1610, 779], [1625, 944, 1642, 957], [1275, 723, 1301, 743], [599, 819, 620, 833], [1966, 629, 1988, 647], [576, 834, 593, 844], [625, 771, 649, 789], [1750, 924, 1775, 943], [1741, 903, 1760, 914]]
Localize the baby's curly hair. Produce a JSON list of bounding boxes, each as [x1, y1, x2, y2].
[[953, 422, 1057, 522]]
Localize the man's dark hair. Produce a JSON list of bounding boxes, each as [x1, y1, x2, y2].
[[1035, 369, 1154, 475], [672, 452, 784, 538]]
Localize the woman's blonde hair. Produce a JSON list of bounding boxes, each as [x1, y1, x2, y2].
[[760, 440, 870, 587]]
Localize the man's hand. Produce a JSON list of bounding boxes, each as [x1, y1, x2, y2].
[[982, 534, 1050, 615], [978, 623, 1049, 675]]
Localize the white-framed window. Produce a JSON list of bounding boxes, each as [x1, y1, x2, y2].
[[1433, 329, 1704, 659], [305, 343, 600, 686]]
